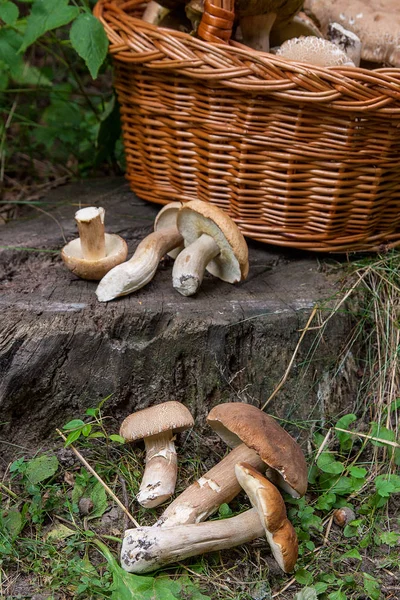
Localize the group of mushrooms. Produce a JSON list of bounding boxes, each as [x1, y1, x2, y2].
[[118, 401, 308, 574], [143, 0, 400, 68], [61, 200, 249, 301]]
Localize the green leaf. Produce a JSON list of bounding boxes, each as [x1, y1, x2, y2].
[[370, 423, 396, 448], [330, 477, 354, 496], [93, 540, 181, 600], [363, 573, 381, 600], [65, 429, 83, 446], [328, 592, 347, 600], [20, 0, 79, 52], [1, 508, 23, 539], [317, 453, 344, 475], [11, 61, 52, 86], [342, 548, 362, 560], [375, 474, 400, 496], [86, 407, 99, 417], [314, 582, 329, 595], [218, 503, 232, 518], [89, 431, 106, 439], [0, 1, 19, 25], [0, 28, 24, 73], [295, 569, 313, 586], [24, 455, 59, 484], [63, 419, 86, 430], [378, 531, 399, 547], [82, 424, 92, 437], [87, 481, 108, 519], [335, 414, 357, 450], [315, 492, 336, 511], [109, 434, 125, 444], [348, 466, 367, 479], [69, 13, 108, 79], [294, 587, 318, 600]]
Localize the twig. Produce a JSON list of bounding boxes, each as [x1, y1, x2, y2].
[[262, 304, 318, 410], [315, 428, 332, 462], [323, 513, 334, 545], [56, 429, 140, 527], [0, 482, 18, 499], [334, 428, 400, 448], [272, 576, 296, 598]]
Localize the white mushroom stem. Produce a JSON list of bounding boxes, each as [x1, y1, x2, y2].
[[96, 226, 183, 302], [121, 508, 264, 573], [142, 1, 171, 24], [75, 207, 106, 260], [156, 443, 266, 527], [172, 233, 220, 296], [239, 12, 277, 53], [137, 431, 178, 508]]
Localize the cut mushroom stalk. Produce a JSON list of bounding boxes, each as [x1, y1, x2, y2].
[[61, 206, 128, 281], [122, 508, 264, 573], [96, 202, 183, 302], [156, 443, 266, 527], [121, 462, 298, 574], [75, 207, 106, 260], [119, 401, 194, 508]]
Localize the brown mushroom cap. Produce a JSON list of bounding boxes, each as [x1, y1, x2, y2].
[[61, 233, 128, 281], [120, 401, 194, 441], [235, 462, 298, 572], [207, 403, 307, 498], [177, 200, 249, 283], [304, 0, 400, 66]]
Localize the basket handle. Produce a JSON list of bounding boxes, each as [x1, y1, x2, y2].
[[198, 0, 235, 44]]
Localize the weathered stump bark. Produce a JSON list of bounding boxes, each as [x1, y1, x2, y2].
[[0, 178, 357, 456]]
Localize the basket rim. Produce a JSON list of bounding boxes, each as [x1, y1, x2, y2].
[[94, 0, 400, 114]]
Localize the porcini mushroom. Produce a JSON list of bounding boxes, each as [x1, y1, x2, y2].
[[172, 200, 249, 297], [304, 0, 400, 66], [120, 462, 298, 574], [142, 0, 185, 25], [276, 36, 355, 66], [156, 402, 307, 527], [61, 207, 128, 280], [96, 202, 183, 302], [119, 401, 194, 508]]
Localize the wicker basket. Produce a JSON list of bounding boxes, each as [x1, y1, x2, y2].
[[94, 0, 400, 252]]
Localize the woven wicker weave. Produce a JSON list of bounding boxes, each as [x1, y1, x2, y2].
[[94, 0, 400, 252]]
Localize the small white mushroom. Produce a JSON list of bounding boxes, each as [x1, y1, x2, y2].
[[142, 1, 171, 25], [119, 401, 194, 508], [326, 22, 362, 67], [276, 35, 355, 66], [172, 200, 249, 297], [61, 207, 128, 280], [121, 462, 298, 574], [96, 202, 183, 302]]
